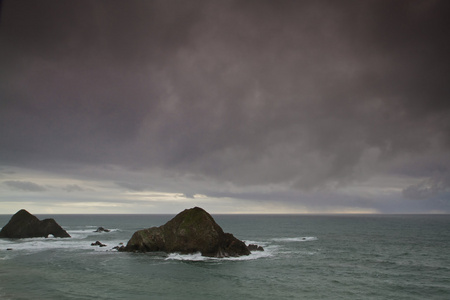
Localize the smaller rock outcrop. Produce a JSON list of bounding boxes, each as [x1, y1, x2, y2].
[[94, 227, 110, 233], [113, 244, 125, 251], [0, 209, 70, 238], [247, 244, 264, 251], [91, 241, 106, 247]]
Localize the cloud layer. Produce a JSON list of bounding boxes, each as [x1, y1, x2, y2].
[[1, 0, 450, 213], [3, 180, 47, 192]]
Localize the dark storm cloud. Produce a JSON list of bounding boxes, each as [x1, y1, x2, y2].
[[1, 0, 450, 200], [0, 0, 3, 23]]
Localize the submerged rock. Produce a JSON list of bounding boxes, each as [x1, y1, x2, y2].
[[91, 241, 106, 247], [0, 209, 70, 238], [121, 207, 251, 258], [94, 227, 110, 233]]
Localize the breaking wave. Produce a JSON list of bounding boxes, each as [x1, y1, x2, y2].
[[68, 228, 120, 239], [165, 248, 274, 261], [0, 226, 124, 256], [272, 236, 318, 242]]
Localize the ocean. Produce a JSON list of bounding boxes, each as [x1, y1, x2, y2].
[[0, 214, 449, 299]]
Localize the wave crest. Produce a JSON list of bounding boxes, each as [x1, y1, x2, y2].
[[165, 248, 274, 261], [272, 236, 318, 242]]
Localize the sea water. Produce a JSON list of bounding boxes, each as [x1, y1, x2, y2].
[[0, 214, 449, 299]]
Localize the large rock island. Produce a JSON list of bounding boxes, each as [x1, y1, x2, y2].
[[120, 207, 251, 258], [0, 209, 71, 238]]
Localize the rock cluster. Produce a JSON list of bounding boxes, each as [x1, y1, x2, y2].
[[91, 241, 107, 247], [0, 209, 70, 238], [94, 227, 110, 233], [120, 207, 251, 257], [247, 244, 264, 251]]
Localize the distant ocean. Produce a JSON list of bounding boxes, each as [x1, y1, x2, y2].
[[1, 214, 449, 299]]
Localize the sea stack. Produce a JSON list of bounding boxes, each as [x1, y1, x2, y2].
[[121, 207, 251, 258], [0, 209, 71, 238]]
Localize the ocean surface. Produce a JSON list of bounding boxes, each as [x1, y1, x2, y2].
[[1, 214, 449, 299]]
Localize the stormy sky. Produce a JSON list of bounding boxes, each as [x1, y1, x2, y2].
[[1, 0, 450, 214]]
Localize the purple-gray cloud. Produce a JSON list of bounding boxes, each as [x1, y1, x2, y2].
[[1, 0, 450, 212], [403, 173, 450, 200]]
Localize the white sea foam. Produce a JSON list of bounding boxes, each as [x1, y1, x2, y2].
[[0, 254, 11, 260], [0, 231, 125, 255], [0, 238, 116, 252], [243, 240, 270, 247], [67, 229, 94, 239], [165, 252, 206, 261], [272, 236, 318, 242], [68, 228, 120, 239], [165, 245, 275, 261]]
